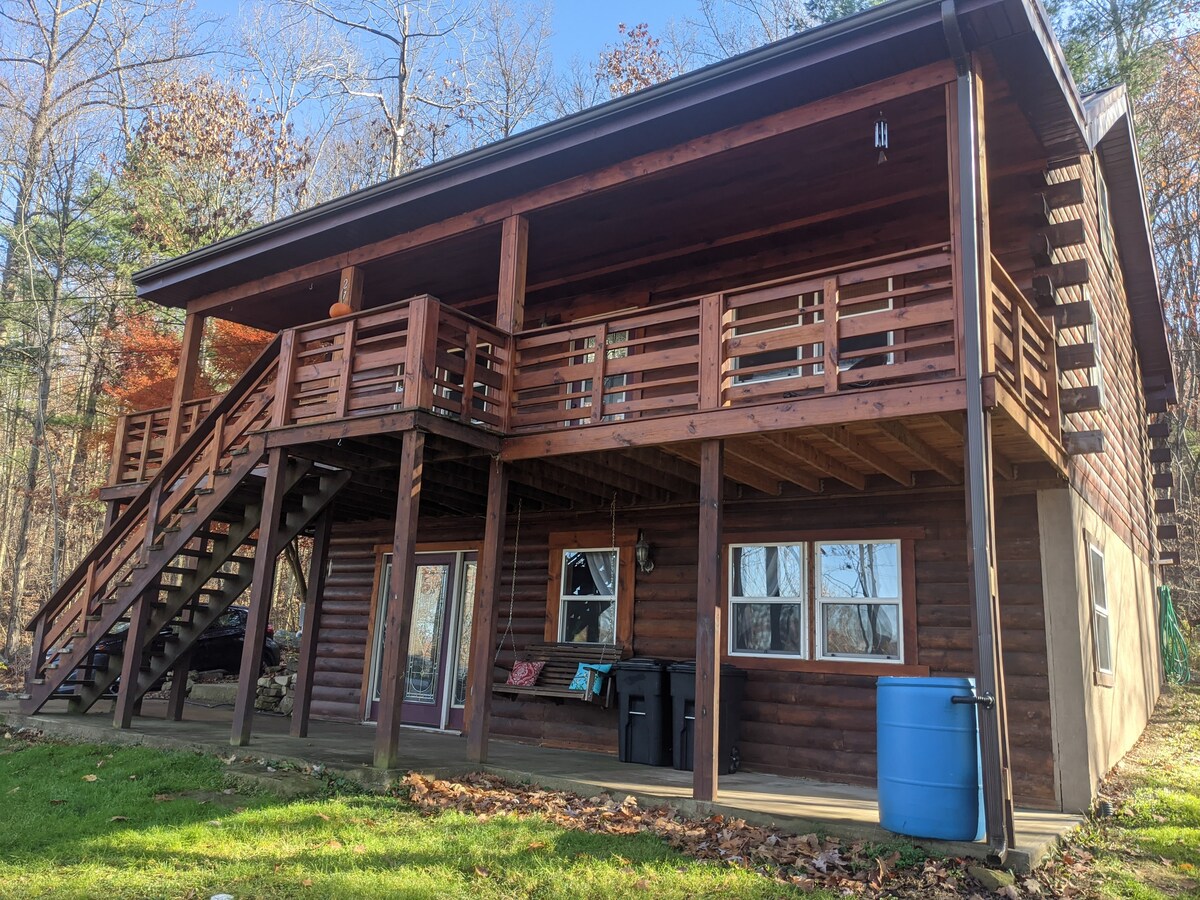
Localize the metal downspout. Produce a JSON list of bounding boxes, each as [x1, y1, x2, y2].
[[942, 0, 1014, 863]]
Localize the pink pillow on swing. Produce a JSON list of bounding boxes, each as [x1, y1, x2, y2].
[[506, 660, 545, 687]]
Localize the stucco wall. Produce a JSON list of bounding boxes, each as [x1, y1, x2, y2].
[[1038, 486, 1161, 812]]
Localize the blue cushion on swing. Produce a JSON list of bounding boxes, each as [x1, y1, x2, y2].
[[568, 662, 613, 692]]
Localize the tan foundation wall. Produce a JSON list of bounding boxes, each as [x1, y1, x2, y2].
[[1038, 486, 1161, 812]]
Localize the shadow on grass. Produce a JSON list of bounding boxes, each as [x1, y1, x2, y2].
[[0, 740, 805, 899]]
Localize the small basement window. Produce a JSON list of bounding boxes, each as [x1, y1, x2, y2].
[[1087, 541, 1113, 679]]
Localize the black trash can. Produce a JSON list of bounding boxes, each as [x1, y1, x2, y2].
[[668, 662, 747, 774], [613, 658, 671, 766]]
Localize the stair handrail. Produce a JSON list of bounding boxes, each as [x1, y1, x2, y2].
[[26, 334, 283, 635]]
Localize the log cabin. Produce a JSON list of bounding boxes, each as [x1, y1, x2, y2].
[[19, 0, 1173, 861]]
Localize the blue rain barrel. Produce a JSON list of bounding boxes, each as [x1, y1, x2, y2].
[[876, 676, 984, 841]]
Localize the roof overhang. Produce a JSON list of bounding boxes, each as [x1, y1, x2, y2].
[[1083, 86, 1174, 398], [134, 0, 1072, 306]]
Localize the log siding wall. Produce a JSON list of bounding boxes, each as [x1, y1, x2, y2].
[[311, 488, 1057, 809], [1050, 158, 1156, 561]]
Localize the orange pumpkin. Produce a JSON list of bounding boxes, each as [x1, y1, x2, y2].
[[329, 301, 354, 318]]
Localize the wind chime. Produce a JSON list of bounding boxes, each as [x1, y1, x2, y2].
[[875, 110, 889, 165]]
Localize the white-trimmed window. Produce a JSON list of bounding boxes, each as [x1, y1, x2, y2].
[[1087, 542, 1113, 676], [729, 543, 807, 658], [559, 547, 618, 643], [816, 541, 902, 662], [726, 539, 906, 665]]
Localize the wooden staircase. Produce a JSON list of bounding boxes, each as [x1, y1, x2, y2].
[[21, 336, 350, 717]]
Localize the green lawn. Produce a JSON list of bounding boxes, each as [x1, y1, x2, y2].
[[0, 736, 814, 899], [1067, 684, 1200, 899]]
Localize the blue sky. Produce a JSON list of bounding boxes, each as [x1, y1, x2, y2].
[[549, 1, 695, 60], [198, 0, 698, 65]]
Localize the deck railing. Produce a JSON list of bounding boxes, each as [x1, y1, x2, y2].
[[270, 295, 510, 432], [987, 255, 1060, 439], [108, 247, 1061, 486], [109, 396, 215, 486], [510, 245, 959, 431]]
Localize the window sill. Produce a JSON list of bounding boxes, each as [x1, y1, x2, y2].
[[722, 653, 930, 677], [1094, 670, 1115, 688]]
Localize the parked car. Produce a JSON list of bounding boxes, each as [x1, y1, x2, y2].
[[55, 606, 280, 696]]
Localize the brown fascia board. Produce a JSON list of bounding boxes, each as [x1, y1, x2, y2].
[[1085, 88, 1175, 396], [132, 0, 1089, 311]]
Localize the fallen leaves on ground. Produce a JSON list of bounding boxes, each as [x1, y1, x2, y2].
[[399, 771, 1026, 897]]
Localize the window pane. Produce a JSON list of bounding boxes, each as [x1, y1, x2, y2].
[[819, 542, 899, 599], [562, 599, 615, 643], [731, 601, 804, 655], [731, 545, 805, 598], [1094, 610, 1112, 672], [452, 562, 477, 708], [1088, 548, 1107, 613], [562, 550, 617, 597], [821, 603, 900, 659], [404, 564, 450, 704]]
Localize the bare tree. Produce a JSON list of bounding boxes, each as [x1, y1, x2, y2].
[[468, 0, 553, 143], [285, 0, 479, 179], [236, 3, 349, 218], [0, 0, 200, 335]]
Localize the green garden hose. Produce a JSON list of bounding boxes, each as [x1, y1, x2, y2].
[[1159, 585, 1192, 685]]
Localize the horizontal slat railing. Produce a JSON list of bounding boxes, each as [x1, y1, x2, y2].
[[510, 300, 702, 431], [509, 245, 957, 433], [28, 337, 282, 686], [110, 396, 217, 486], [270, 296, 512, 432], [987, 255, 1060, 441]]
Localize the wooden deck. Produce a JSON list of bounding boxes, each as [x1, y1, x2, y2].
[[0, 697, 1082, 873], [105, 248, 1064, 500]]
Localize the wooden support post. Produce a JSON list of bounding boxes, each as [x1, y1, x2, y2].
[[374, 430, 426, 768], [291, 512, 334, 738], [465, 456, 509, 763], [230, 448, 290, 747], [112, 591, 152, 729], [823, 277, 839, 393], [403, 297, 439, 411], [496, 214, 529, 333], [338, 266, 365, 312], [166, 647, 194, 722], [165, 313, 206, 458], [699, 295, 722, 409], [694, 440, 724, 802]]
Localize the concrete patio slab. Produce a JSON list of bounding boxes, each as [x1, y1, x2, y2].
[[0, 699, 1081, 873]]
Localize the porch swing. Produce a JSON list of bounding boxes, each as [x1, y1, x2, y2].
[[491, 496, 627, 707]]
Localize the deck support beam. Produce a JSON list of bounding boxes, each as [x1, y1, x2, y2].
[[291, 511, 334, 738], [231, 447, 289, 747], [374, 430, 427, 768], [465, 456, 510, 763], [693, 440, 724, 801], [948, 55, 1015, 858], [165, 312, 206, 457]]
